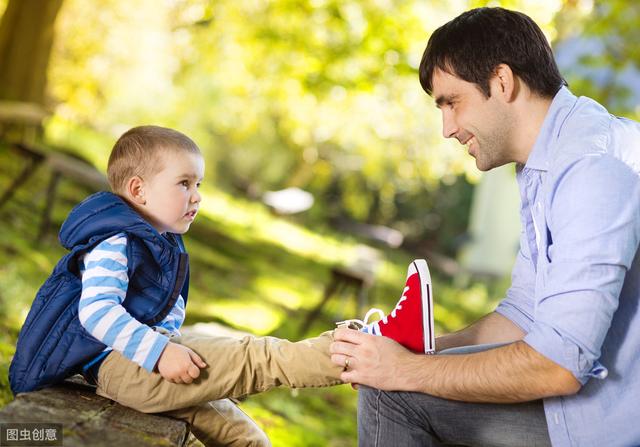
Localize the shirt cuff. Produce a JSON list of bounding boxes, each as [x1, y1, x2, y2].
[[141, 333, 170, 373], [495, 301, 534, 334], [524, 322, 608, 385]]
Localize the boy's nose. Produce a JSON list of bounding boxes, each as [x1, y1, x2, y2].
[[191, 190, 202, 203]]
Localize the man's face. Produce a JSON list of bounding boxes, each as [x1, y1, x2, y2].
[[432, 68, 515, 171]]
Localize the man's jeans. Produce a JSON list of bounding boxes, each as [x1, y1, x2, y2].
[[358, 343, 552, 447]]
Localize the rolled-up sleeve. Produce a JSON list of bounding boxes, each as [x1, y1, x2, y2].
[[524, 154, 640, 384]]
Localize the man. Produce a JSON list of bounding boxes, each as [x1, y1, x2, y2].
[[330, 7, 640, 447]]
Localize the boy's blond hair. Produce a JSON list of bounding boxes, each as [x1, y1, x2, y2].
[[107, 125, 201, 195]]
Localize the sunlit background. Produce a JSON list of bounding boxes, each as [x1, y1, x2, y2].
[[1, 0, 638, 445]]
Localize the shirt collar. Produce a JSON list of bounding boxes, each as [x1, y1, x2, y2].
[[524, 86, 578, 172]]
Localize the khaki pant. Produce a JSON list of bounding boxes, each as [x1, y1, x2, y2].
[[95, 331, 343, 446]]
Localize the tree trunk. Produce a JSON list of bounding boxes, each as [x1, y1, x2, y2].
[[0, 0, 65, 104]]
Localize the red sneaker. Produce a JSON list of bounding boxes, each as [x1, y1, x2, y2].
[[338, 259, 435, 354]]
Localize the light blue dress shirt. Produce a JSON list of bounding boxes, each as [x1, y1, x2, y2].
[[495, 87, 640, 447]]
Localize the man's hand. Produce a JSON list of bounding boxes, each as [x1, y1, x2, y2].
[[331, 328, 581, 402], [157, 342, 207, 384], [330, 328, 418, 391]]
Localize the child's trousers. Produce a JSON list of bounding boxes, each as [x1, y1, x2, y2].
[[95, 331, 343, 446]]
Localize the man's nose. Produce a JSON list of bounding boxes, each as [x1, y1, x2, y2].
[[441, 110, 458, 139]]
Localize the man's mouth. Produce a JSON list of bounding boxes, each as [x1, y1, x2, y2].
[[465, 137, 474, 149], [456, 128, 473, 144], [460, 135, 477, 157], [459, 133, 474, 146]]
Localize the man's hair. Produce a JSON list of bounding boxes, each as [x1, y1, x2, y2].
[[107, 125, 201, 194], [419, 7, 567, 98]]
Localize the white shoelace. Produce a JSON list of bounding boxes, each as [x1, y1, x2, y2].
[[336, 286, 409, 329]]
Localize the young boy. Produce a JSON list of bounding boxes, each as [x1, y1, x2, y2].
[[9, 125, 435, 446]]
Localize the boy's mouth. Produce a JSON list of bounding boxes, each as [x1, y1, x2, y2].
[[185, 209, 198, 219]]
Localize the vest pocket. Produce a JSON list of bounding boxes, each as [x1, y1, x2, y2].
[[55, 329, 106, 379]]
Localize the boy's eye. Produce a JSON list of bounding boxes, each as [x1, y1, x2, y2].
[[180, 180, 189, 187], [196, 182, 201, 189]]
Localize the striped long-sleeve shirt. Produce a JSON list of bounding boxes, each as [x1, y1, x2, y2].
[[78, 233, 185, 372]]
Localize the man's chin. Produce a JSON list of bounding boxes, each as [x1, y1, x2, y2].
[[475, 158, 510, 171], [474, 157, 491, 172]]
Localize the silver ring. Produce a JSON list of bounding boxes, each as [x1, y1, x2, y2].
[[344, 358, 350, 369]]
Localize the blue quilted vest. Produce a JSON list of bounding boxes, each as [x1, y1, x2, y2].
[[9, 192, 190, 394]]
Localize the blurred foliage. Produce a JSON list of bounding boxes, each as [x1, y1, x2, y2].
[[5, 1, 632, 255], [41, 0, 569, 256], [554, 0, 640, 118]]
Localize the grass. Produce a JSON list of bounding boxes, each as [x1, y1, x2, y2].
[[0, 140, 507, 445]]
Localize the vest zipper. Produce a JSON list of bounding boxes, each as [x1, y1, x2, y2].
[[146, 252, 189, 326]]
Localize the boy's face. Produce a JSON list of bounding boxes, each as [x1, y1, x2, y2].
[[139, 150, 204, 234]]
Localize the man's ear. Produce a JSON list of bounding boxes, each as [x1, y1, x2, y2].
[[492, 64, 517, 102], [125, 176, 146, 205]]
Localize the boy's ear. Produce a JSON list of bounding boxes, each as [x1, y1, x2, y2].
[[126, 176, 146, 205]]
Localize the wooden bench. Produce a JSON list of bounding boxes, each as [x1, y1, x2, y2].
[[0, 142, 109, 241], [0, 376, 190, 447], [0, 101, 48, 144], [299, 246, 381, 335]]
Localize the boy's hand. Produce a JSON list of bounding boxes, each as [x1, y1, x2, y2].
[[157, 342, 207, 384]]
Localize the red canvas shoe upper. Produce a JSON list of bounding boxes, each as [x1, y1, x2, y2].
[[371, 260, 434, 354]]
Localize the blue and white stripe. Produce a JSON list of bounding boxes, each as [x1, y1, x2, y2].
[[79, 233, 185, 372]]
